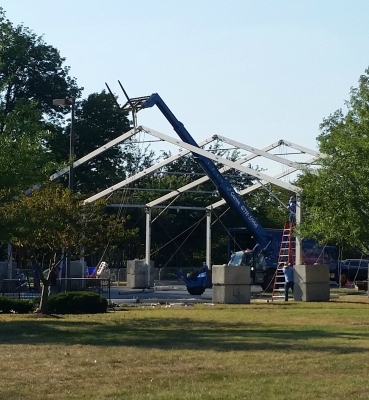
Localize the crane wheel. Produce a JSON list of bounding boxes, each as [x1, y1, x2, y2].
[[187, 286, 205, 296]]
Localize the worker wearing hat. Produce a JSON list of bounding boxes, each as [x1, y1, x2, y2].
[[288, 196, 296, 224]]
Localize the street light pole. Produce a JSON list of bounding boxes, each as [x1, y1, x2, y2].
[[53, 98, 76, 189], [53, 97, 76, 283], [69, 97, 75, 191]]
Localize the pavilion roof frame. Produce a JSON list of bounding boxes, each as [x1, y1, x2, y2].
[[49, 124, 322, 210], [83, 125, 319, 206]]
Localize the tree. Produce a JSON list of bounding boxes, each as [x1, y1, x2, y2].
[[0, 10, 155, 196], [0, 100, 58, 199], [0, 8, 80, 130], [49, 91, 157, 195], [0, 184, 137, 313], [298, 67, 369, 254]]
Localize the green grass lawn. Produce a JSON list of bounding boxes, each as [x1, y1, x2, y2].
[[1, 296, 369, 400]]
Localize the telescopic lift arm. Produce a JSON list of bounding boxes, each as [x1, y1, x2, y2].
[[127, 92, 288, 255]]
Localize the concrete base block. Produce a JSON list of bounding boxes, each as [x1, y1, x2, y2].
[[294, 264, 330, 283], [212, 264, 251, 285], [70, 261, 86, 278], [213, 284, 251, 304], [0, 262, 17, 279], [294, 282, 330, 302], [126, 259, 155, 288]]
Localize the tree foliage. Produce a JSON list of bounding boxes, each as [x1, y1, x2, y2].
[[298, 67, 369, 253], [0, 7, 295, 275], [49, 91, 157, 195], [0, 100, 57, 199], [0, 183, 137, 313], [0, 9, 158, 197], [0, 184, 137, 259], [0, 8, 80, 130]]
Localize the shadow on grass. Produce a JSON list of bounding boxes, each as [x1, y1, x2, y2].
[[1, 314, 369, 354]]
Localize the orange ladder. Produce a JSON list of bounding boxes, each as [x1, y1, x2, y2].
[[271, 222, 295, 301]]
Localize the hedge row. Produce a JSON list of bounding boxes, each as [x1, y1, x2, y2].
[[48, 291, 108, 314], [0, 291, 108, 314], [0, 296, 34, 313]]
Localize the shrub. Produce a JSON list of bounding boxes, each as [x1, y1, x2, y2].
[[48, 291, 108, 314], [0, 296, 34, 314]]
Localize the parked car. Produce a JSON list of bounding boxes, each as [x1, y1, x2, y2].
[[339, 259, 369, 285]]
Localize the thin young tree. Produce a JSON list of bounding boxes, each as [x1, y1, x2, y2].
[[0, 184, 137, 314]]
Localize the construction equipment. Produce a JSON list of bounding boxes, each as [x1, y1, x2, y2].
[[271, 222, 295, 300], [227, 227, 339, 289], [179, 270, 208, 295], [86, 262, 114, 280], [105, 89, 338, 294], [125, 93, 280, 295]]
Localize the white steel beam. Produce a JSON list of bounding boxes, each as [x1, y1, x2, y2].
[[140, 126, 300, 193], [83, 135, 216, 204], [146, 137, 320, 210], [145, 207, 152, 287], [50, 126, 139, 181], [145, 136, 319, 208], [147, 142, 280, 207], [207, 157, 316, 210], [214, 135, 301, 169], [278, 139, 323, 157]]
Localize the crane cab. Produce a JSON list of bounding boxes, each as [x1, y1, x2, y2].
[[228, 250, 267, 285]]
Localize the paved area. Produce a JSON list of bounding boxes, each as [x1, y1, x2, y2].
[[110, 283, 264, 304], [110, 285, 212, 304]]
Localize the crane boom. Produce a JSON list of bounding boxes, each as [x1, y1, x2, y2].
[[136, 93, 278, 255]]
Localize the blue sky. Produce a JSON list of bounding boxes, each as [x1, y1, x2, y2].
[[2, 0, 369, 175]]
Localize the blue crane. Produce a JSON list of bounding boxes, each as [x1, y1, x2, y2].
[[120, 91, 279, 293], [127, 93, 277, 254]]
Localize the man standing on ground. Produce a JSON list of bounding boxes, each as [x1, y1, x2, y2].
[[283, 262, 294, 301]]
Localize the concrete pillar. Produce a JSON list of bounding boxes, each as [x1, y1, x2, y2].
[[293, 264, 330, 302], [70, 260, 86, 278], [0, 261, 16, 279], [126, 259, 155, 289], [70, 260, 87, 290], [212, 264, 251, 304]]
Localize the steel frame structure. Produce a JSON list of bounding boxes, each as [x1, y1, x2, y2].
[[50, 123, 323, 286]]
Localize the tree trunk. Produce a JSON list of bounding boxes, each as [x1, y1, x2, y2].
[[39, 282, 49, 314], [37, 256, 61, 314]]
